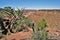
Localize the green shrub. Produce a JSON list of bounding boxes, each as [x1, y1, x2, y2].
[[32, 19, 48, 40]]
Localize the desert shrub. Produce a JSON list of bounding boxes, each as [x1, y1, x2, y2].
[[0, 7, 32, 35], [37, 19, 47, 30], [32, 19, 48, 40]]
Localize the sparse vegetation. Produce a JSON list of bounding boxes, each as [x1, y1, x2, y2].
[[32, 19, 48, 40], [0, 6, 49, 40]]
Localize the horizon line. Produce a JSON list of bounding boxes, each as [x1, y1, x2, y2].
[[18, 8, 60, 10]]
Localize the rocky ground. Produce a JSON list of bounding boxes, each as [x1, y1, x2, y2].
[[24, 10, 60, 40]]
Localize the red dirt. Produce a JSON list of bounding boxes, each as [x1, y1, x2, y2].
[[5, 32, 32, 40], [5, 24, 33, 40]]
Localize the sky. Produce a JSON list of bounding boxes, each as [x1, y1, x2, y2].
[[0, 0, 60, 9]]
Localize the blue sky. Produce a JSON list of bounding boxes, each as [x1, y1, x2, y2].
[[0, 0, 60, 9]]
